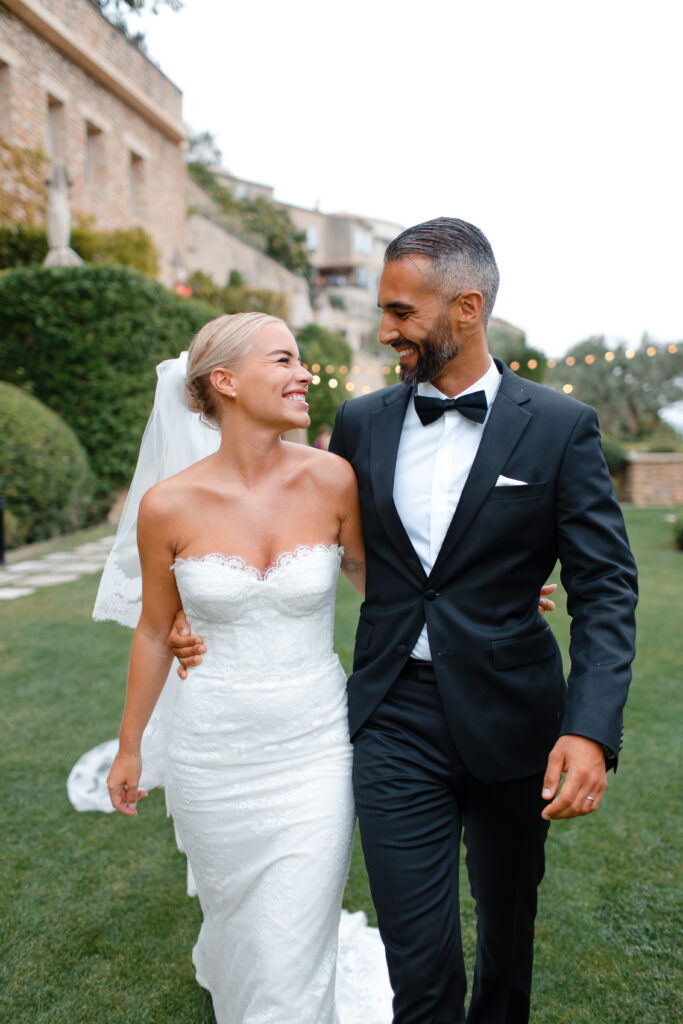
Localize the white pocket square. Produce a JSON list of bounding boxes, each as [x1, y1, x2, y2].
[[495, 474, 528, 487]]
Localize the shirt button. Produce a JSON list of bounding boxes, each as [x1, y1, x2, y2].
[[396, 643, 408, 655], [424, 589, 437, 601]]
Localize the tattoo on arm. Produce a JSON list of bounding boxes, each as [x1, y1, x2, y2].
[[341, 557, 364, 576]]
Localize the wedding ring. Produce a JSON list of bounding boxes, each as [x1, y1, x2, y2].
[[585, 795, 596, 802]]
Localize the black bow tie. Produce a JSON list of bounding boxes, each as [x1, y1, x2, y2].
[[413, 391, 488, 426]]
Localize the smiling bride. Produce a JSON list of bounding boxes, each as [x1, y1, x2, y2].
[[102, 312, 379, 1023]]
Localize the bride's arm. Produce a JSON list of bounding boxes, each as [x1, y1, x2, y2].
[[107, 488, 181, 816], [336, 459, 366, 596]]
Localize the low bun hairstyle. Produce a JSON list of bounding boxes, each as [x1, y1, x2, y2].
[[185, 312, 286, 424]]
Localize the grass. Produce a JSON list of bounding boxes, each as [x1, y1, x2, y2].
[[0, 509, 681, 1022]]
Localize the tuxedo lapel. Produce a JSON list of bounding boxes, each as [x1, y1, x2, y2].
[[429, 363, 532, 584], [369, 386, 427, 580]]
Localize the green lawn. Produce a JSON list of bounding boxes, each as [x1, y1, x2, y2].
[[0, 508, 680, 1023]]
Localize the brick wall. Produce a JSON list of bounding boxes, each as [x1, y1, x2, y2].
[[619, 453, 683, 507], [0, 0, 186, 284]]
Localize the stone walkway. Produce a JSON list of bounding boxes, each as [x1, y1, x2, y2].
[[0, 535, 114, 601]]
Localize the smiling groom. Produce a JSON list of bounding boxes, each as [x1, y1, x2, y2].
[[328, 217, 637, 1023]]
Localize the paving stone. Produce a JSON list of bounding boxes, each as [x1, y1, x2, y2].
[[0, 587, 35, 599], [6, 561, 47, 572]]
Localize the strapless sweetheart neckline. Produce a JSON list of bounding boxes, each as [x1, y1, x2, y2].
[[172, 542, 343, 582]]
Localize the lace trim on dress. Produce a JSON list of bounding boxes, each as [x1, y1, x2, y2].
[[171, 543, 343, 582]]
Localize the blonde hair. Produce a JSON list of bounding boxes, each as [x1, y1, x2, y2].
[[185, 312, 286, 424]]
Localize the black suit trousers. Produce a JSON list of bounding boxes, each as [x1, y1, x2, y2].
[[352, 663, 550, 1024]]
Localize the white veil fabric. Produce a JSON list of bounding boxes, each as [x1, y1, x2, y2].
[[93, 351, 221, 629], [68, 353, 220, 810]]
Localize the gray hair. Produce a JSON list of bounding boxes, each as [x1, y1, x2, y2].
[[185, 312, 285, 424], [385, 217, 500, 325]]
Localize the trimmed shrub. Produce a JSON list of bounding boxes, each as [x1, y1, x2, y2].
[[0, 222, 159, 276], [0, 265, 219, 506], [601, 434, 628, 476], [0, 382, 95, 548]]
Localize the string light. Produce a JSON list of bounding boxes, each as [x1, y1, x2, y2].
[[563, 384, 574, 394], [303, 344, 680, 389]]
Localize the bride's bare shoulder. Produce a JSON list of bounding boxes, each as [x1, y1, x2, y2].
[[139, 456, 216, 520], [286, 443, 356, 493]]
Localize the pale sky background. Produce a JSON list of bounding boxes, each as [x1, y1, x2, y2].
[[127, 0, 682, 359]]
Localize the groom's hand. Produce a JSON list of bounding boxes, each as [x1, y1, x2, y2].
[[166, 609, 206, 679], [541, 735, 607, 820]]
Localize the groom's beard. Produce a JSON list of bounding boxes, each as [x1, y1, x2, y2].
[[397, 313, 461, 387]]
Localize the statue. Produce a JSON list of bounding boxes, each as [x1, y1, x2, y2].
[[43, 159, 84, 267]]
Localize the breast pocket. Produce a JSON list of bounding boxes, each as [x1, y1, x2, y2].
[[486, 481, 549, 501]]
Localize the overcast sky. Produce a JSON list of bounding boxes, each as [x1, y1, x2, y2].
[[128, 0, 682, 358]]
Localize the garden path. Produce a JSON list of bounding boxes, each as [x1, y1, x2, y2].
[[0, 534, 114, 600]]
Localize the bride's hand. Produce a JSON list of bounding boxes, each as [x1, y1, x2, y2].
[[539, 583, 558, 616], [166, 608, 206, 679], [107, 752, 147, 815]]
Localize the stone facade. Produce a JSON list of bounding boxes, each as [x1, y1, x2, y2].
[[619, 453, 683, 507], [0, 0, 186, 283]]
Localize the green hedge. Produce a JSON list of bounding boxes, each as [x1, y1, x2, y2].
[[601, 434, 629, 476], [0, 382, 95, 548], [0, 223, 159, 276], [0, 265, 219, 506]]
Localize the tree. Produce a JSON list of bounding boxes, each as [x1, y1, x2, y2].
[[487, 318, 547, 383], [95, 1, 182, 13], [296, 325, 353, 440], [186, 129, 222, 167], [548, 336, 683, 439]]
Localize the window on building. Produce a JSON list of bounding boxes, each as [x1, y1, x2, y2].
[[129, 151, 145, 216], [306, 226, 319, 252], [353, 228, 372, 255], [234, 183, 249, 199], [0, 62, 11, 137], [46, 95, 66, 159], [85, 123, 104, 186]]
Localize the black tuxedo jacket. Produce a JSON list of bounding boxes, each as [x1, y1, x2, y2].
[[329, 360, 637, 783]]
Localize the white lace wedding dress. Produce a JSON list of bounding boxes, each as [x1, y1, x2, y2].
[[70, 543, 393, 1024]]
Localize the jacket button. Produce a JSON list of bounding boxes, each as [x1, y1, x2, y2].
[[396, 643, 408, 655], [424, 589, 437, 601]]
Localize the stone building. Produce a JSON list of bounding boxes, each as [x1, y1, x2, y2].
[[282, 202, 403, 353], [0, 0, 186, 284]]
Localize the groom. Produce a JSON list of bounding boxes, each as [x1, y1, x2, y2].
[[171, 218, 637, 1023], [327, 218, 636, 1023]]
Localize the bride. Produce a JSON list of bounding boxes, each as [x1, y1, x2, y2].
[[105, 312, 369, 1024]]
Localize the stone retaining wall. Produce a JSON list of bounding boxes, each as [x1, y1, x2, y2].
[[619, 452, 683, 506]]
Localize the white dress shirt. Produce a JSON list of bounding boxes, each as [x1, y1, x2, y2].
[[393, 358, 502, 660]]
